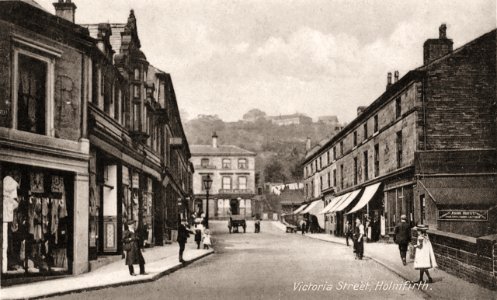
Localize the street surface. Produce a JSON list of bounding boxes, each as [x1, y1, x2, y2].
[[53, 221, 426, 300]]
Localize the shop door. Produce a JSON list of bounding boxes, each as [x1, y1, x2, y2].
[[102, 165, 118, 253], [230, 199, 239, 215]]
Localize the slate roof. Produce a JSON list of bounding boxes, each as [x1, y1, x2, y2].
[[0, 0, 47, 11], [190, 145, 256, 156]]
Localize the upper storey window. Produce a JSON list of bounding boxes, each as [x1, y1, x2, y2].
[[201, 158, 209, 168], [238, 158, 248, 169], [222, 158, 231, 169]]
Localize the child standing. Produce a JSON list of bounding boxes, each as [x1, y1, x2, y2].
[[203, 229, 212, 249], [413, 225, 437, 283]]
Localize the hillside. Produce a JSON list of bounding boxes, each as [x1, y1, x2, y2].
[[184, 114, 340, 182]]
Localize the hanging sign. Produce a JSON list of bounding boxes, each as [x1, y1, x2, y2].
[[438, 210, 488, 221]]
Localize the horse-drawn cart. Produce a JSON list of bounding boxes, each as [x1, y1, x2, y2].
[[228, 215, 246, 233]]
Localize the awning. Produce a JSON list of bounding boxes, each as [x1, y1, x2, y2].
[[300, 200, 321, 214], [292, 204, 308, 215], [318, 195, 344, 214], [331, 189, 361, 213], [346, 183, 381, 214]]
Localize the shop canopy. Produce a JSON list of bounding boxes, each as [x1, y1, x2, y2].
[[300, 200, 321, 214], [318, 194, 345, 214], [292, 203, 309, 215], [331, 189, 362, 213], [346, 183, 382, 214]]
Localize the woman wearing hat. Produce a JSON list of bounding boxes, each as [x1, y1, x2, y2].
[[413, 225, 436, 283], [123, 220, 146, 276]]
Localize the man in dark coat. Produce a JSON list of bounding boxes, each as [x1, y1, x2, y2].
[[123, 220, 146, 276], [177, 220, 193, 263], [394, 214, 411, 265]]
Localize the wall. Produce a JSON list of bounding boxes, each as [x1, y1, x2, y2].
[[423, 30, 496, 150]]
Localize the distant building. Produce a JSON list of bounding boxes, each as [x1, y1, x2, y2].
[[268, 113, 313, 126], [318, 115, 343, 131], [191, 133, 256, 219], [242, 109, 267, 123]]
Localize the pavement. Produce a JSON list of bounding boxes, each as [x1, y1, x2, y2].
[[0, 241, 213, 300], [283, 225, 496, 300]]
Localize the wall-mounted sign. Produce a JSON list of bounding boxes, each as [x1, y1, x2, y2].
[[170, 137, 183, 146], [438, 210, 488, 221]]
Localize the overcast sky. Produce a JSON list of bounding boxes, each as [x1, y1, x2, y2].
[[37, 0, 496, 123]]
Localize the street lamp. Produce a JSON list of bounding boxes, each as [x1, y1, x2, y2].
[[203, 174, 213, 229]]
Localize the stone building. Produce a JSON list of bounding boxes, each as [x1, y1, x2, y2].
[[268, 113, 313, 126], [191, 133, 256, 219], [0, 0, 192, 284], [302, 25, 497, 288]]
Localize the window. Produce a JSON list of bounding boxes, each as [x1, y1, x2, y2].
[[374, 115, 379, 133], [396, 131, 403, 168], [311, 180, 314, 197], [340, 165, 344, 189], [353, 131, 357, 146], [374, 143, 380, 177], [16, 54, 48, 135], [222, 158, 231, 169], [363, 123, 368, 140], [319, 157, 322, 170], [420, 194, 426, 224], [133, 85, 140, 98], [238, 158, 248, 169], [354, 157, 358, 185], [395, 97, 401, 119], [320, 176, 323, 192], [363, 150, 369, 181], [134, 68, 140, 81], [333, 169, 337, 187], [305, 183, 309, 197], [327, 172, 331, 188], [201, 175, 209, 191], [201, 158, 209, 168], [114, 85, 120, 121], [238, 176, 247, 190], [222, 176, 232, 190], [327, 151, 330, 165], [340, 141, 344, 156], [333, 146, 336, 160], [133, 102, 140, 131]]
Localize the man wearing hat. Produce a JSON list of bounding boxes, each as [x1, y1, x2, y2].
[[123, 220, 146, 276], [394, 214, 411, 265], [177, 219, 194, 263]]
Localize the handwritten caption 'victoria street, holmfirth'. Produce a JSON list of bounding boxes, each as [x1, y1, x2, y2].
[[293, 281, 430, 292]]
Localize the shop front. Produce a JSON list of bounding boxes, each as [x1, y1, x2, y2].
[[1, 163, 73, 282], [346, 183, 383, 242]]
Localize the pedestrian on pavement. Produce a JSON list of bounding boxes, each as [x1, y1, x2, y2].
[[122, 220, 146, 276], [355, 218, 364, 260], [203, 229, 212, 249], [194, 224, 203, 250], [178, 219, 193, 263], [394, 214, 411, 265], [344, 221, 352, 246], [299, 219, 307, 235], [413, 225, 437, 283]]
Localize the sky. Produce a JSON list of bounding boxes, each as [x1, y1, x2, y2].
[[36, 0, 496, 123]]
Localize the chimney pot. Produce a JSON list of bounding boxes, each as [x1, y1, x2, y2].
[[53, 0, 77, 23], [212, 132, 218, 148], [394, 71, 399, 82], [386, 72, 392, 89]]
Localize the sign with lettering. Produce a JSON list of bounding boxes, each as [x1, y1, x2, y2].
[[438, 210, 488, 221]]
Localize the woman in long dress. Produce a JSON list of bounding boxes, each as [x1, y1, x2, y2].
[[413, 225, 437, 283]]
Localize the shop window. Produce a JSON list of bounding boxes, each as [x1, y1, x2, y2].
[[222, 159, 231, 169], [238, 176, 247, 190], [16, 53, 51, 135], [238, 158, 247, 169], [222, 176, 232, 190], [2, 167, 71, 279]]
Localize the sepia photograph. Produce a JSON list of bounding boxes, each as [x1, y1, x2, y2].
[[0, 0, 496, 299]]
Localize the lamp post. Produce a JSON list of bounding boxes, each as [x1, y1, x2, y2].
[[203, 174, 213, 229]]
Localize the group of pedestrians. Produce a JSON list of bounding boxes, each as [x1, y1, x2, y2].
[[394, 215, 437, 283], [122, 218, 212, 276]]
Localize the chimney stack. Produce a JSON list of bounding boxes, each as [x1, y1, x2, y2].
[[394, 71, 399, 83], [212, 132, 218, 148], [357, 106, 367, 116], [305, 137, 311, 151], [386, 72, 392, 89], [53, 0, 77, 23], [423, 23, 453, 65]]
